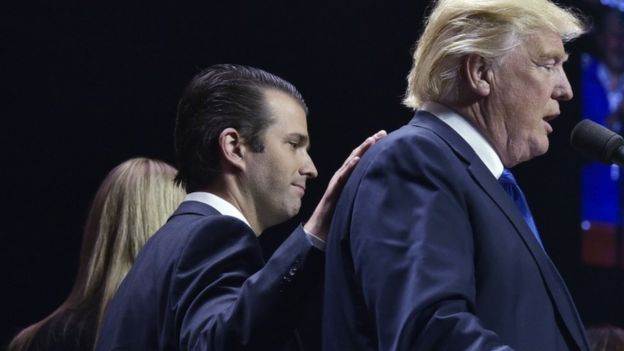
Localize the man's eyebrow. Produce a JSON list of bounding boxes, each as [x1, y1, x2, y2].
[[556, 52, 570, 63], [537, 51, 569, 63], [285, 133, 310, 148]]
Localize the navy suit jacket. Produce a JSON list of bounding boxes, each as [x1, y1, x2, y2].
[[322, 111, 589, 350], [96, 200, 323, 350]]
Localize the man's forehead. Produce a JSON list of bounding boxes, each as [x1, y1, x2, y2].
[[263, 89, 304, 111], [524, 32, 568, 60], [262, 89, 309, 135]]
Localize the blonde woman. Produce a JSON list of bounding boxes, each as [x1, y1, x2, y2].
[[9, 158, 185, 351], [587, 325, 624, 351]]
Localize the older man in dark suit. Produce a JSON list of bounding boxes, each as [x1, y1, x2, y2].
[[322, 0, 590, 350]]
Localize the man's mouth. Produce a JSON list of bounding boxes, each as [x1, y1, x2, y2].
[[292, 184, 306, 193]]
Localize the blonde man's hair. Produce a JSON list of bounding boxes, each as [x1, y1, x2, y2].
[[9, 158, 185, 351], [403, 0, 587, 109]]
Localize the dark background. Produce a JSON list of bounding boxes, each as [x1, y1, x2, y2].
[[3, 0, 622, 347]]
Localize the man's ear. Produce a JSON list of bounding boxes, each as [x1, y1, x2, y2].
[[462, 54, 492, 97], [218, 128, 246, 171]]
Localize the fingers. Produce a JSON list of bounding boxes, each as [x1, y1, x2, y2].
[[334, 156, 360, 184], [344, 130, 387, 166], [303, 130, 387, 239], [349, 130, 387, 157], [372, 129, 387, 140], [329, 130, 387, 196]]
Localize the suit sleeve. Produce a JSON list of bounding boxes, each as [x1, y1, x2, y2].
[[172, 217, 323, 350], [350, 136, 514, 350]]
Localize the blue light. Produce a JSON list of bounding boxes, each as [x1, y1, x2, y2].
[[601, 0, 624, 12]]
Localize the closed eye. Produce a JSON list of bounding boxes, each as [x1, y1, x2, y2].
[[284, 133, 310, 150]]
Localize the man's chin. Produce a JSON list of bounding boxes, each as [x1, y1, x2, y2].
[[504, 145, 548, 167], [280, 203, 302, 221], [537, 138, 550, 155], [526, 142, 549, 162], [289, 204, 302, 218]]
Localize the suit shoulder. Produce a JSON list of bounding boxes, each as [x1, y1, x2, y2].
[[150, 210, 253, 243], [132, 212, 259, 273], [162, 213, 259, 258], [357, 123, 462, 177]]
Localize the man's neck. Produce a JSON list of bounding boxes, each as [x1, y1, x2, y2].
[[203, 180, 263, 235]]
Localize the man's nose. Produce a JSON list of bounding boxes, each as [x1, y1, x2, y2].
[[301, 152, 318, 179], [554, 69, 573, 101]]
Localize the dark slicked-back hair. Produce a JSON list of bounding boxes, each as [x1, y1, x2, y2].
[[174, 64, 308, 192]]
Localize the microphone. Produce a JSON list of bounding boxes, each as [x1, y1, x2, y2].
[[570, 119, 624, 165]]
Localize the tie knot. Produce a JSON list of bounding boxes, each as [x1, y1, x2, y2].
[[499, 169, 517, 186]]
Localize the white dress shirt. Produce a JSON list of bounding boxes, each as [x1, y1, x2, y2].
[[184, 192, 252, 228], [421, 101, 504, 179]]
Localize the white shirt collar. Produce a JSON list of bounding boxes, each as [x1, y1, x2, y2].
[[420, 101, 504, 178], [183, 192, 252, 229], [183, 191, 325, 249]]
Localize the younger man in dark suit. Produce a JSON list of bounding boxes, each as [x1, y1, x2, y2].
[[96, 64, 384, 350]]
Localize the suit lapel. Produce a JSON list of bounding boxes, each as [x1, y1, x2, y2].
[[411, 111, 588, 350], [469, 161, 588, 350]]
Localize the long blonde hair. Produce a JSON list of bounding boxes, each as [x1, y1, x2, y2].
[[403, 0, 587, 109], [587, 324, 624, 351], [9, 158, 185, 351]]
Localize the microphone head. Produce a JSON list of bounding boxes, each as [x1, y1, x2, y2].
[[570, 119, 624, 164]]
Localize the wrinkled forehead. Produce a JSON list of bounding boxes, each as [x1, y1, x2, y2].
[[524, 32, 569, 62], [518, 31, 568, 62]]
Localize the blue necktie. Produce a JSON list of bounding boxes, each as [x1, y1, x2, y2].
[[498, 169, 543, 248]]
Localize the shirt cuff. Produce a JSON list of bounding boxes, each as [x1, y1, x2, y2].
[[303, 228, 326, 251]]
